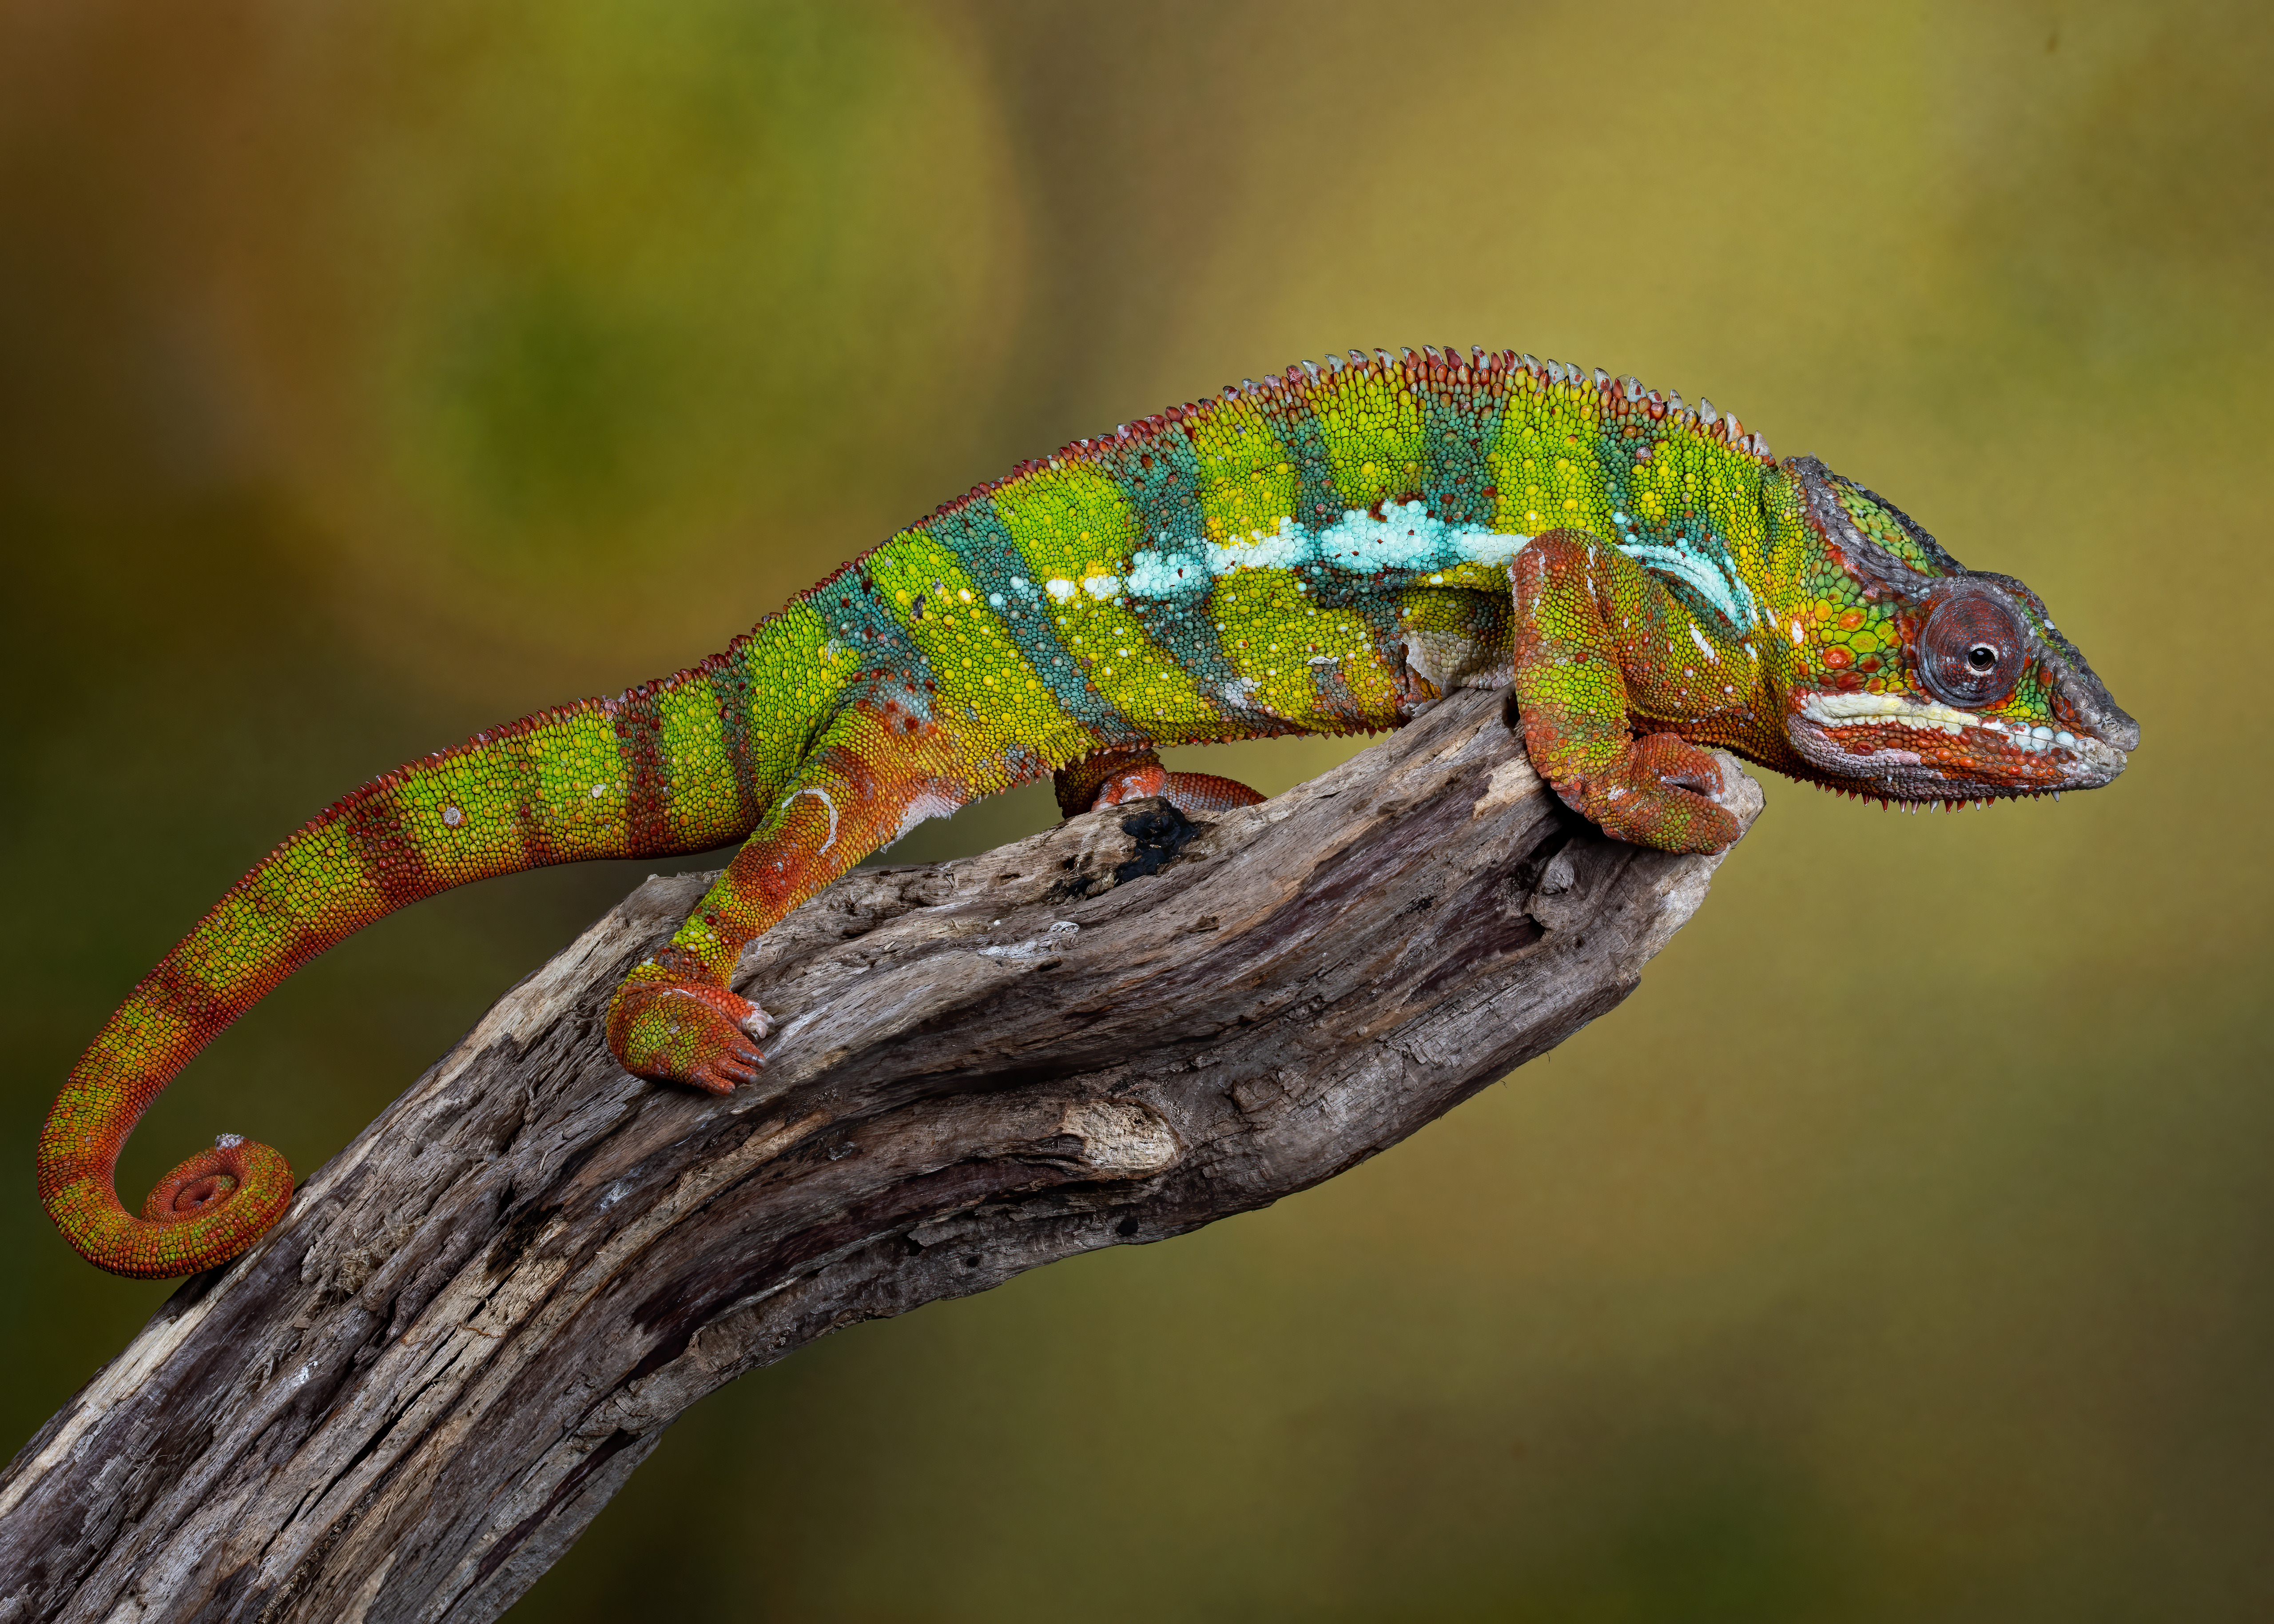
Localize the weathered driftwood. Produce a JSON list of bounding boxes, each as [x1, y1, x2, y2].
[[0, 687, 1761, 1623]]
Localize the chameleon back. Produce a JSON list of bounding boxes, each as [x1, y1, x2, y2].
[[848, 346, 1776, 781]]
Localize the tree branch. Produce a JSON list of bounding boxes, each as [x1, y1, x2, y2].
[[0, 688, 1761, 1624]]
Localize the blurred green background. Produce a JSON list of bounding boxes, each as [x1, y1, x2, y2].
[[3, 1, 2266, 1616]]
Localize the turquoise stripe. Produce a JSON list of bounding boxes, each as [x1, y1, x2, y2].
[[924, 497, 1140, 745], [1420, 369, 1509, 526], [1088, 431, 1248, 715], [1124, 503, 1528, 594]]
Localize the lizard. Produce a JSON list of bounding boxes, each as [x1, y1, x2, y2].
[[37, 345, 2138, 1279]]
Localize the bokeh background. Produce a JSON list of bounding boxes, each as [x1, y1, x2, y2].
[[3, 1, 2267, 1617]]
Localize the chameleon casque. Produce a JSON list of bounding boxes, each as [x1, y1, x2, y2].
[[40, 345, 2137, 1279]]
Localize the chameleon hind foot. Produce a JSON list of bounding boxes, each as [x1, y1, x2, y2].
[[606, 969, 771, 1095], [1055, 750, 1266, 820], [1101, 765, 1266, 817], [1554, 732, 1744, 855]]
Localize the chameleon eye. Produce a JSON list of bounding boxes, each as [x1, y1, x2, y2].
[[1918, 592, 2024, 708]]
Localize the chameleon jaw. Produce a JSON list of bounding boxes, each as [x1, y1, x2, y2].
[[1785, 687, 2130, 800]]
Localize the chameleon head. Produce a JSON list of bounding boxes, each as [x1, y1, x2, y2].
[[1777, 457, 2138, 803]]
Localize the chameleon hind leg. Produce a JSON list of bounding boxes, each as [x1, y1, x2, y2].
[[1053, 748, 1266, 819], [1510, 531, 1743, 854], [605, 707, 967, 1093]]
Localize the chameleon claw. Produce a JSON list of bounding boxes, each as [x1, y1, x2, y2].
[[700, 1049, 767, 1092]]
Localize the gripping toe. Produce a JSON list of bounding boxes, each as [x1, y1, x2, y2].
[[1561, 733, 1743, 854]]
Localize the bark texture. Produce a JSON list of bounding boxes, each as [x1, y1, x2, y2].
[[0, 687, 1761, 1623]]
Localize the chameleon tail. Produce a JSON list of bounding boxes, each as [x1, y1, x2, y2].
[[38, 656, 772, 1279]]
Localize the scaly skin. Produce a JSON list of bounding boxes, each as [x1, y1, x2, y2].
[[39, 345, 2137, 1278]]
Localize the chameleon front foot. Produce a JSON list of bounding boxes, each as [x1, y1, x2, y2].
[[1553, 732, 1744, 855], [606, 970, 771, 1095]]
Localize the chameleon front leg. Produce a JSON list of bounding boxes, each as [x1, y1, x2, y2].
[[1510, 531, 1744, 854], [1053, 748, 1267, 819], [606, 710, 962, 1093]]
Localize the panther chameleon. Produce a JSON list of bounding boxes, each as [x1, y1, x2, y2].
[[38, 345, 2137, 1278]]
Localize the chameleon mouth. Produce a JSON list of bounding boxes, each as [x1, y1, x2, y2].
[[1785, 689, 2129, 799]]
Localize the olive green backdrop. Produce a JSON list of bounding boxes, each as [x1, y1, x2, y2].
[[3, 2, 2266, 1618]]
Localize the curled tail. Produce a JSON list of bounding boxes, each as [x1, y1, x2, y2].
[[39, 649, 778, 1278]]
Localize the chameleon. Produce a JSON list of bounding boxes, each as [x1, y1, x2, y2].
[[38, 345, 2137, 1279]]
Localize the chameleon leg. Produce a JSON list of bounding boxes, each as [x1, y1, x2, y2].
[[1053, 749, 1266, 819], [605, 707, 962, 1093], [1510, 532, 1742, 854]]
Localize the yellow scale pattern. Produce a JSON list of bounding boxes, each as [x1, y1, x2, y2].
[[867, 530, 1093, 779], [993, 464, 1221, 736]]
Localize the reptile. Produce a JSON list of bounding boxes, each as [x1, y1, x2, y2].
[[38, 345, 2137, 1279]]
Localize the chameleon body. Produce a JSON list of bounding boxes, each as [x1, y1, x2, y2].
[[39, 346, 2136, 1278]]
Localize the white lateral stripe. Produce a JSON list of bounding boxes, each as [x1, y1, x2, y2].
[[1800, 691, 1977, 735]]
